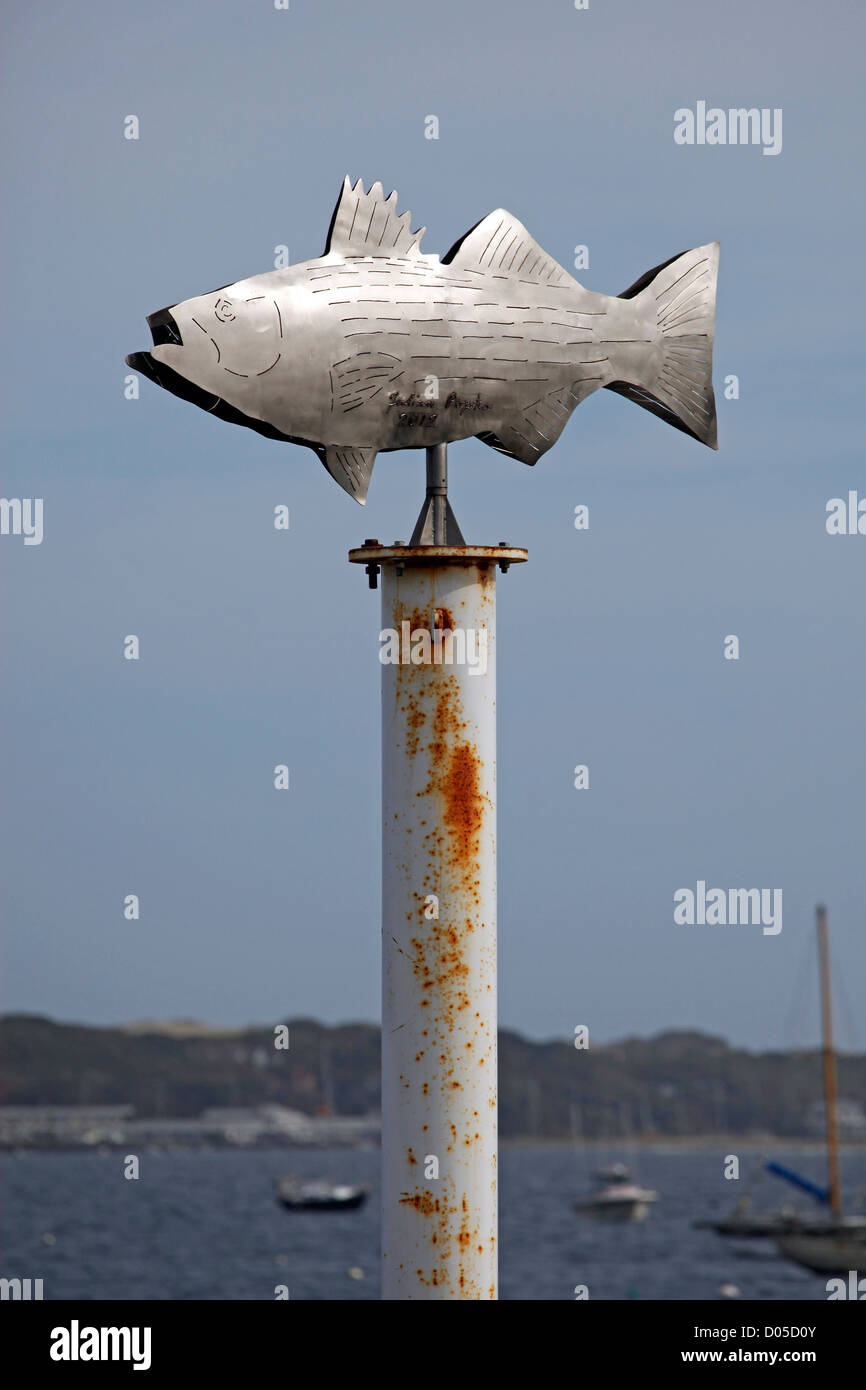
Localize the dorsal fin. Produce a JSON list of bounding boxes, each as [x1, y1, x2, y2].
[[324, 177, 425, 258], [442, 210, 576, 285]]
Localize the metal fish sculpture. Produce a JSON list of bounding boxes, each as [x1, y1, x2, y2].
[[127, 176, 718, 504]]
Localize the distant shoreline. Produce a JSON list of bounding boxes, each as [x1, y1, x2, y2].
[[3, 1136, 866, 1156]]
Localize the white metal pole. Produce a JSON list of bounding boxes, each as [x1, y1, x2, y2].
[[350, 540, 526, 1299]]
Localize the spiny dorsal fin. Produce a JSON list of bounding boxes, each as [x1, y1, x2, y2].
[[442, 210, 576, 285], [324, 177, 425, 259]]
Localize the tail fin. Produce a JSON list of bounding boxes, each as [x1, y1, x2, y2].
[[605, 242, 719, 449]]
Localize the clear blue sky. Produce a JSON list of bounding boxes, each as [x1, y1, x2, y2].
[[1, 0, 863, 1049]]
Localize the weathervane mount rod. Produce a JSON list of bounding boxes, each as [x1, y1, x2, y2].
[[409, 444, 466, 546]]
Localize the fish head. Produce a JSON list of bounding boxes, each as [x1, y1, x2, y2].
[[127, 276, 286, 416]]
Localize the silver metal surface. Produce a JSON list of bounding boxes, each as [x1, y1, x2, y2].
[[127, 177, 719, 505]]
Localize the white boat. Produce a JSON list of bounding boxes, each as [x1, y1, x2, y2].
[[772, 907, 865, 1274], [574, 1165, 658, 1223]]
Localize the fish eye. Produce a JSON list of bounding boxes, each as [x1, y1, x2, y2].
[[214, 298, 235, 323]]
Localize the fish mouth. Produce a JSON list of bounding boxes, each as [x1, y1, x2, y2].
[[125, 325, 299, 447], [124, 348, 223, 413], [126, 304, 223, 409], [145, 305, 183, 347]]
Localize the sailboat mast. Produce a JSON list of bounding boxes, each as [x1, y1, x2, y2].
[[816, 904, 842, 1216]]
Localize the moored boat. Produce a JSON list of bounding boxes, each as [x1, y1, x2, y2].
[[574, 1165, 658, 1223], [274, 1175, 368, 1211], [774, 1217, 866, 1274], [772, 907, 864, 1274], [694, 1196, 801, 1239]]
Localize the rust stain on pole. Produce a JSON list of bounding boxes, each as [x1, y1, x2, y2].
[[349, 541, 525, 1300]]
